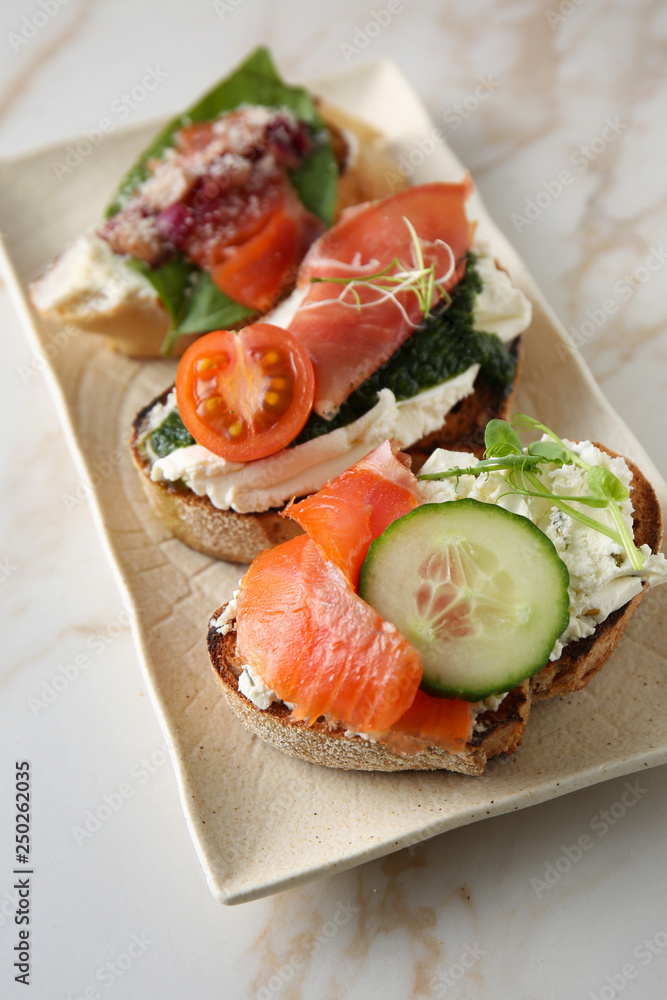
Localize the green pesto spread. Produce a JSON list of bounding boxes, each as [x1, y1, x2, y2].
[[147, 408, 195, 458], [292, 254, 516, 445]]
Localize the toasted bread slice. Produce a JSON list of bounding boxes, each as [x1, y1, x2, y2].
[[205, 448, 662, 773], [130, 339, 523, 564], [29, 107, 405, 359], [207, 624, 531, 774], [129, 394, 302, 564]]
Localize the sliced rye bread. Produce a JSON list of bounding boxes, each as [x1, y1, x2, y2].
[[205, 447, 663, 773], [129, 335, 523, 563]]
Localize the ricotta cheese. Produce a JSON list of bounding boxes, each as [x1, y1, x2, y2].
[[211, 590, 240, 636], [238, 664, 281, 710], [237, 662, 296, 712], [471, 692, 509, 733], [417, 440, 667, 657]]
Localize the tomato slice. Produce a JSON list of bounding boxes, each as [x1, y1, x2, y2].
[[211, 210, 300, 313], [175, 324, 315, 462]]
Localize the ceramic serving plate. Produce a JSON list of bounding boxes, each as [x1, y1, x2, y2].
[[1, 59, 666, 905]]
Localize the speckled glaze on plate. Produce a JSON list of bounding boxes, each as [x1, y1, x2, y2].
[[0, 59, 665, 905]]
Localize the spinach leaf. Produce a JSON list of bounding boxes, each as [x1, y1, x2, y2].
[[129, 258, 255, 355], [106, 47, 338, 354], [106, 46, 335, 222], [175, 272, 255, 336], [127, 256, 196, 328]]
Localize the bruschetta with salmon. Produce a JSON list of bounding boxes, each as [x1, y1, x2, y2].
[[207, 422, 667, 773]]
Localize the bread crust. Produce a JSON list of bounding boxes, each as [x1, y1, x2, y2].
[[130, 339, 523, 564], [207, 625, 530, 774], [129, 395, 303, 563], [205, 447, 663, 772], [30, 105, 405, 359], [529, 448, 662, 700]]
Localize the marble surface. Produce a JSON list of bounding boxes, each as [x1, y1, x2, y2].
[[1, 1, 666, 998]]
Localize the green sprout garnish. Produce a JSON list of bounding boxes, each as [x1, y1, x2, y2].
[[418, 414, 645, 570], [309, 216, 453, 318]]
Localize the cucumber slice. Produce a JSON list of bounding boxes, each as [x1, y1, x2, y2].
[[358, 499, 570, 701]]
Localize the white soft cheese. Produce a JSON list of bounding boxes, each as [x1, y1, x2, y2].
[[237, 664, 282, 710], [148, 252, 532, 513], [140, 388, 178, 446], [150, 371, 479, 513], [472, 251, 532, 340], [417, 440, 667, 657], [211, 590, 240, 636], [237, 662, 296, 711], [472, 692, 509, 733], [29, 232, 158, 315]]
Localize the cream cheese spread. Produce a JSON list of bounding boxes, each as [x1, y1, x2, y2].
[[471, 692, 510, 733], [211, 591, 240, 636], [149, 373, 479, 513], [471, 250, 531, 340]]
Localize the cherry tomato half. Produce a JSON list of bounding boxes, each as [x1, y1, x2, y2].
[[175, 324, 315, 463]]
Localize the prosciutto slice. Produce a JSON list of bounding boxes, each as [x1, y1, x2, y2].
[[288, 179, 474, 418]]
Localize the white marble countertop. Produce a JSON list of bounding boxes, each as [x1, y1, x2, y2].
[[1, 1, 666, 998]]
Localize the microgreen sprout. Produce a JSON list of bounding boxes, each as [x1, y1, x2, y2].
[[417, 415, 645, 570], [309, 216, 454, 317]]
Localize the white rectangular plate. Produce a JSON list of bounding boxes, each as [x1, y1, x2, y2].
[[1, 59, 666, 905]]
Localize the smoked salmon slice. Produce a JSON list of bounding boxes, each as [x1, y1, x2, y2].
[[236, 442, 474, 751], [100, 107, 323, 309], [183, 180, 323, 312], [235, 535, 422, 732], [381, 690, 473, 754], [283, 441, 419, 586], [288, 179, 474, 417], [210, 191, 324, 312]]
